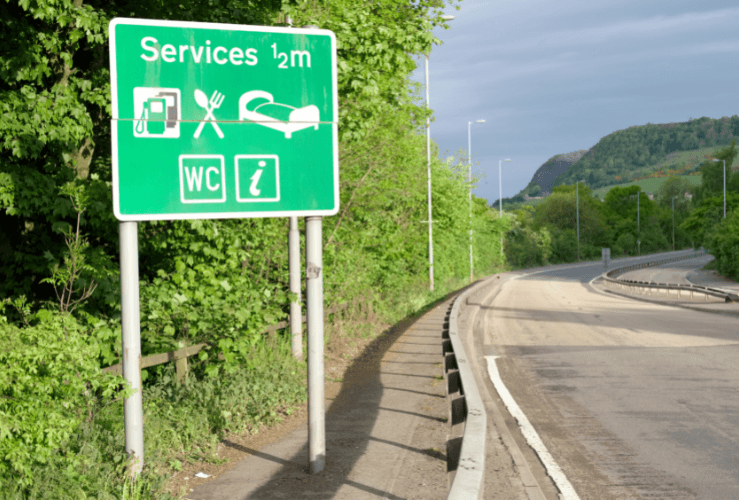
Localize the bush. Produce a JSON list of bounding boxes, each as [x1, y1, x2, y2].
[[549, 229, 578, 263], [0, 312, 126, 488], [708, 210, 739, 280]]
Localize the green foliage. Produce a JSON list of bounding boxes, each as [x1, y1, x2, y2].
[[535, 184, 607, 246], [283, 0, 454, 143], [681, 194, 739, 248], [548, 229, 577, 263], [707, 210, 739, 280], [553, 117, 739, 190], [504, 207, 551, 267], [0, 314, 127, 487], [684, 140, 739, 273], [654, 176, 691, 207], [692, 140, 738, 206], [505, 180, 685, 267], [2, 0, 501, 497]]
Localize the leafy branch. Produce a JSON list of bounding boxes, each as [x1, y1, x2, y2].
[[42, 183, 98, 315]]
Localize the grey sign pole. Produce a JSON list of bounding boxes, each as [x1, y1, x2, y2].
[[424, 55, 434, 292], [305, 216, 325, 474], [119, 221, 144, 476], [289, 216, 303, 360]]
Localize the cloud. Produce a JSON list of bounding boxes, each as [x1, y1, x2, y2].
[[444, 6, 739, 56], [414, 2, 739, 202]]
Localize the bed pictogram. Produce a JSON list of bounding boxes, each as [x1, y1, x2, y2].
[[238, 90, 320, 139]]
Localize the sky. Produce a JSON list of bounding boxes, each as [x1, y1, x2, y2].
[[414, 0, 739, 205]]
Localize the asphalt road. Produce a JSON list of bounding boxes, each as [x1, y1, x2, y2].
[[482, 251, 739, 499]]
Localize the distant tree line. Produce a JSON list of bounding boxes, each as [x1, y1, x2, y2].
[[503, 140, 739, 276]]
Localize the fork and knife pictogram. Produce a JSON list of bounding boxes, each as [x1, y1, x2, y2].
[[194, 89, 225, 139]]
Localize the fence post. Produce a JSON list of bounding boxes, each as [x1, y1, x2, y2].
[[175, 341, 188, 384]]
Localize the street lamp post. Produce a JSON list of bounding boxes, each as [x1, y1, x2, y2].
[[423, 14, 454, 292], [637, 189, 640, 255], [712, 159, 727, 218], [499, 158, 511, 256], [576, 180, 586, 261], [672, 195, 678, 251], [467, 119, 485, 283]]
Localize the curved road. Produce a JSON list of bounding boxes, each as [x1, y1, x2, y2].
[[479, 251, 739, 499]]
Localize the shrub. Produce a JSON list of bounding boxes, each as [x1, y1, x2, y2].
[[0, 313, 126, 487]]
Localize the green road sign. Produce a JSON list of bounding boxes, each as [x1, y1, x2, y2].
[[109, 18, 338, 221]]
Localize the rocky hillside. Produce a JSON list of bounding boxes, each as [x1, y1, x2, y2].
[[528, 150, 588, 196]]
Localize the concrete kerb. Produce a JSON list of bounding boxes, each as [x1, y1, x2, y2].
[[445, 276, 497, 500]]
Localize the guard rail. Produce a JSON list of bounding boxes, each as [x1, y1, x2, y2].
[[600, 250, 739, 303]]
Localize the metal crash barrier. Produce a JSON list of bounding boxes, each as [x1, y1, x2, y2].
[[600, 250, 739, 303]]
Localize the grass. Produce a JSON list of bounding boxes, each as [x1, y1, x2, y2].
[[651, 144, 739, 171], [591, 174, 702, 199], [590, 142, 739, 199]]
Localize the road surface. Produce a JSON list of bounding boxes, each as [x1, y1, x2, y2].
[[479, 252, 739, 499]]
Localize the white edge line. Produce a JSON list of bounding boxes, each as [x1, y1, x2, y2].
[[485, 356, 581, 500]]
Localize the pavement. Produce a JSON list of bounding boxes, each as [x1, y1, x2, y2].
[[187, 295, 505, 500]]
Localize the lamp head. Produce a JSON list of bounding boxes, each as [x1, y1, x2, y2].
[[441, 15, 455, 21], [712, 159, 720, 162], [503, 158, 511, 162], [476, 119, 486, 123]]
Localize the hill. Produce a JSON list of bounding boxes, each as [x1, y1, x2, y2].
[[526, 150, 588, 196], [495, 115, 739, 208], [554, 116, 739, 188]]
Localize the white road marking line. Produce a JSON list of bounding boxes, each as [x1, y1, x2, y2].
[[485, 356, 581, 500]]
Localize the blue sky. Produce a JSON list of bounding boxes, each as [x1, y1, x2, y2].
[[414, 0, 739, 205]]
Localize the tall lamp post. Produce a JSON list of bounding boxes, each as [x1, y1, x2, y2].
[[637, 190, 640, 256], [672, 195, 678, 251], [468, 119, 485, 283], [711, 158, 727, 218], [576, 180, 586, 261], [423, 14, 454, 292], [499, 158, 511, 256]]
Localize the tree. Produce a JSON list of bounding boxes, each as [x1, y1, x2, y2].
[[655, 176, 691, 208], [681, 193, 739, 248], [698, 140, 737, 197]]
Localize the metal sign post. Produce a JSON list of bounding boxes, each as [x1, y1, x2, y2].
[[109, 18, 338, 477], [119, 221, 144, 474], [305, 216, 325, 473], [289, 216, 302, 360]]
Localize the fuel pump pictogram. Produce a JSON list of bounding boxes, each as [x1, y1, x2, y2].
[[133, 87, 181, 138]]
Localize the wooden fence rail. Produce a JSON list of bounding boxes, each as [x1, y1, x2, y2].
[[101, 300, 363, 381]]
